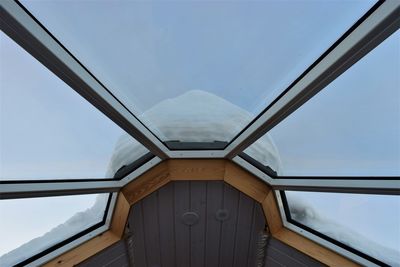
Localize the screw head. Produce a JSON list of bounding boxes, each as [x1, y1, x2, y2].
[[215, 209, 229, 221]]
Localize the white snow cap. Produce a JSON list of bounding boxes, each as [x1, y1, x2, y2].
[[107, 90, 281, 176]]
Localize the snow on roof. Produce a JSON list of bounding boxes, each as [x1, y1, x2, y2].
[[107, 90, 281, 176]]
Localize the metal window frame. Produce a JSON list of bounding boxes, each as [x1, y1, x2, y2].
[[233, 156, 400, 195], [224, 0, 400, 159], [2, 192, 117, 267], [232, 156, 400, 195], [0, 0, 398, 162], [0, 0, 398, 161], [275, 190, 397, 267], [0, 0, 399, 265], [25, 192, 118, 267], [0, 156, 162, 199], [0, 0, 169, 160]]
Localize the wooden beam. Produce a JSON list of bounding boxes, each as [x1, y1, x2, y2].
[[43, 231, 119, 267], [168, 159, 225, 180], [122, 161, 170, 205], [274, 229, 359, 267], [110, 193, 130, 238], [262, 190, 283, 234], [224, 161, 270, 203]]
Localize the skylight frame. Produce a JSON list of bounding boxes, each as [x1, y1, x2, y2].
[[1, 0, 398, 159], [0, 192, 117, 267], [0, 0, 399, 265], [274, 190, 398, 267], [25, 192, 118, 267], [0, 154, 160, 265], [224, 0, 400, 159], [232, 156, 400, 195], [0, 0, 169, 160], [0, 156, 162, 200]]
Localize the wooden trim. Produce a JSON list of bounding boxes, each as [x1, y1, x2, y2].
[[43, 231, 119, 267], [122, 161, 170, 205], [259, 183, 360, 266], [224, 161, 269, 203], [110, 193, 130, 238], [168, 159, 225, 181], [274, 228, 359, 267], [42, 159, 359, 267], [261, 190, 282, 235]]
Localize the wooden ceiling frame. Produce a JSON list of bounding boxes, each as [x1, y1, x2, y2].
[[44, 159, 358, 267]]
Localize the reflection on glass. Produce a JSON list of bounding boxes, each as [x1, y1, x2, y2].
[[246, 30, 400, 176], [22, 0, 375, 143], [0, 193, 108, 266], [285, 191, 400, 266], [0, 32, 148, 180]]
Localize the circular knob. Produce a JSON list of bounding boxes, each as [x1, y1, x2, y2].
[[182, 211, 200, 226]]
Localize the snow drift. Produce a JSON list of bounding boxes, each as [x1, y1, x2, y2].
[[288, 194, 400, 266], [0, 194, 108, 266]]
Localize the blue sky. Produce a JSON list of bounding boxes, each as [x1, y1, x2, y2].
[[268, 30, 400, 176], [21, 0, 375, 116], [0, 194, 101, 258], [16, 0, 398, 177], [0, 32, 129, 179], [286, 191, 400, 265], [0, 0, 399, 264]]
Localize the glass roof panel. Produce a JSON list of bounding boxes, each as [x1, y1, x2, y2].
[[0, 32, 149, 180], [21, 0, 375, 145], [245, 30, 400, 176], [0, 193, 109, 266], [284, 191, 400, 266]]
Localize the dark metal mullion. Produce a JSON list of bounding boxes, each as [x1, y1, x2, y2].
[[272, 184, 400, 195], [0, 186, 119, 200], [233, 155, 400, 195]]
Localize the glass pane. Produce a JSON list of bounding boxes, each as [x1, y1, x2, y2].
[[0, 32, 148, 180], [285, 191, 400, 266], [22, 0, 375, 144], [0, 193, 109, 266], [245, 30, 400, 176]]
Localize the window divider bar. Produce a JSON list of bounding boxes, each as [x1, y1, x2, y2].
[[232, 156, 400, 194], [166, 150, 227, 159], [224, 0, 400, 159], [0, 181, 120, 199], [0, 156, 163, 199], [272, 180, 400, 195]]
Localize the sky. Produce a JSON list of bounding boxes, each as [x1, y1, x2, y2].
[[0, 194, 100, 257], [267, 29, 400, 176], [0, 31, 141, 179], [20, 0, 376, 140], [286, 191, 400, 266], [0, 0, 399, 265]]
